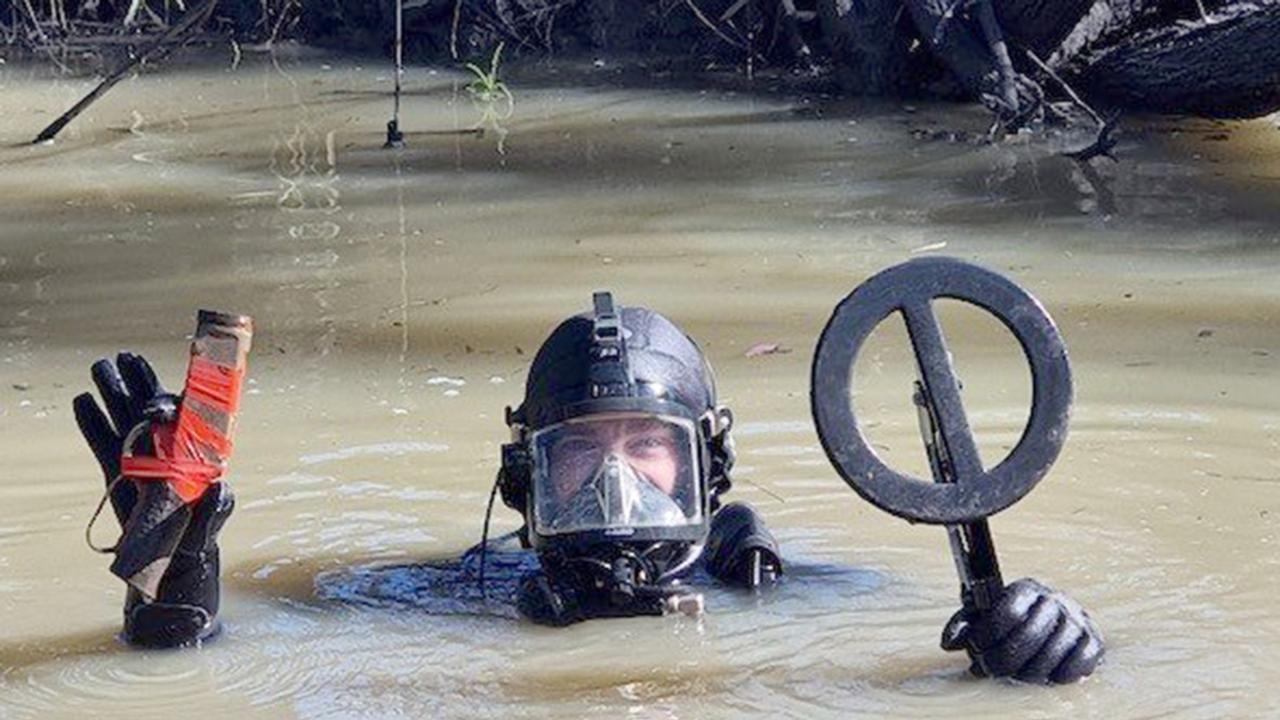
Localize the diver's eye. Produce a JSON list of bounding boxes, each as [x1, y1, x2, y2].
[[626, 434, 673, 458], [555, 436, 600, 459]]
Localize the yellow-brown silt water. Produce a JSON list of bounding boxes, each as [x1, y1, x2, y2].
[[0, 47, 1278, 719]]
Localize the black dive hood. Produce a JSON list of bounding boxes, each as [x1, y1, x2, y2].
[[501, 292, 731, 570]]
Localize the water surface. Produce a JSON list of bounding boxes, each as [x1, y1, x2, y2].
[[1, 48, 1278, 719]]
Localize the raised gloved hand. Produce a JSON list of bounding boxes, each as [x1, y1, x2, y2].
[[74, 352, 234, 648], [941, 578, 1104, 684]]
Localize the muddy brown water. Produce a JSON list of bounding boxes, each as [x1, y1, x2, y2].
[[1, 47, 1278, 719]]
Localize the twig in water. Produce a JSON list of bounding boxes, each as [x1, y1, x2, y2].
[[265, 0, 298, 46], [1063, 114, 1121, 163], [684, 0, 747, 51], [450, 0, 461, 60], [16, 0, 71, 74], [31, 0, 218, 143], [1024, 48, 1103, 125], [720, 0, 750, 22]]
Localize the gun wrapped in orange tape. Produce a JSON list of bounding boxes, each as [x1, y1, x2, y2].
[[112, 310, 252, 599]]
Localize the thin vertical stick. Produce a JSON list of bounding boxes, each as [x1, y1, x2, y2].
[[450, 0, 460, 60], [384, 0, 405, 148], [394, 0, 402, 123]]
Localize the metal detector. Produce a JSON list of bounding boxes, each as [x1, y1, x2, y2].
[[811, 257, 1073, 611]]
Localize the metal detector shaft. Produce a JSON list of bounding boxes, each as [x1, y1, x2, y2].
[[912, 381, 1003, 611]]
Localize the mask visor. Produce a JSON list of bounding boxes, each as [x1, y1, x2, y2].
[[531, 412, 702, 536]]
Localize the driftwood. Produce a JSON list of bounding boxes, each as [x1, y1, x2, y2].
[[31, 0, 219, 143], [1078, 1, 1280, 118], [912, 0, 1280, 120], [10, 0, 1280, 123]]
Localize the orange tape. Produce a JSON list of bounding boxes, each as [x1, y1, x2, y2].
[[184, 356, 243, 415], [120, 356, 246, 504]]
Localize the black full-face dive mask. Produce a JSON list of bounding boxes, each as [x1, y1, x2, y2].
[[501, 292, 732, 616]]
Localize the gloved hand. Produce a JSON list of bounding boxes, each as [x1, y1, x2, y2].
[[941, 577, 1104, 684], [704, 502, 782, 588], [73, 352, 234, 648]]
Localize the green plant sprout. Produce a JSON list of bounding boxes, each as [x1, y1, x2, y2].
[[463, 42, 515, 153], [464, 41, 514, 110]]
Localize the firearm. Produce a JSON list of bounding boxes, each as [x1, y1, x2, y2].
[[112, 310, 252, 598]]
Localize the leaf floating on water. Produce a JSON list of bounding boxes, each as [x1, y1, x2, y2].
[[745, 342, 790, 358]]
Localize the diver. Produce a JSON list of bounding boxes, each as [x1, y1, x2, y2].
[[72, 292, 1103, 684], [494, 292, 782, 625]]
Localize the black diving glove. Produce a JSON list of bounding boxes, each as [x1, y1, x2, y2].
[[73, 352, 234, 648], [941, 577, 1104, 684], [704, 502, 782, 588]]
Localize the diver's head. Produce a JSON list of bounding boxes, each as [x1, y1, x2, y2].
[[499, 292, 735, 591]]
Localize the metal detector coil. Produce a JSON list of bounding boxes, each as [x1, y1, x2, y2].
[[811, 257, 1073, 525]]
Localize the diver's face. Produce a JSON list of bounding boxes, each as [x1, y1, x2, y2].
[[548, 417, 682, 502]]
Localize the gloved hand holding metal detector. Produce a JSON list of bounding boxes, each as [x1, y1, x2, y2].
[[811, 257, 1104, 684]]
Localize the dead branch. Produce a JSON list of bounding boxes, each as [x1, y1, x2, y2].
[[1062, 114, 1120, 163], [1024, 46, 1102, 125], [32, 0, 219, 144]]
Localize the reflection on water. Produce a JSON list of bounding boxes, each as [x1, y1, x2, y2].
[[0, 48, 1279, 719]]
